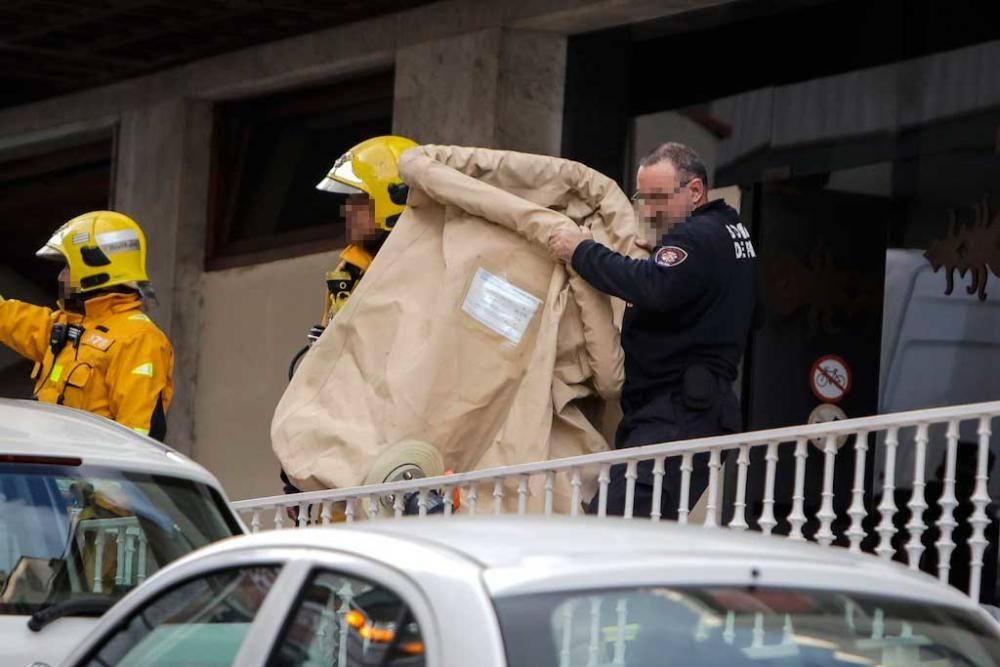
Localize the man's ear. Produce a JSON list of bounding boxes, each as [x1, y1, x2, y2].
[[690, 177, 707, 204]]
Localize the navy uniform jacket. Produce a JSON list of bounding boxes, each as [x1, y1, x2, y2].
[[571, 199, 759, 411]]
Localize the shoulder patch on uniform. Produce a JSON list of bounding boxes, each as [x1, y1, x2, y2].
[[128, 313, 152, 322], [131, 362, 154, 377], [654, 246, 688, 267]]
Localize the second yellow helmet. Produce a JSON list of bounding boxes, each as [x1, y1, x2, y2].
[[316, 135, 418, 231]]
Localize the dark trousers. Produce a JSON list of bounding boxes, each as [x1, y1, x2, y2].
[[587, 377, 741, 519]]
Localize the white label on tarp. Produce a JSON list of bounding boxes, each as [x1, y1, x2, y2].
[[462, 268, 542, 345]]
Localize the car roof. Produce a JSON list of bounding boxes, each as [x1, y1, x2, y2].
[[200, 517, 980, 611], [0, 398, 220, 486]]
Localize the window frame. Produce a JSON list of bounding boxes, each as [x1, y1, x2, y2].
[[261, 553, 442, 667], [205, 71, 395, 271], [71, 549, 293, 666]]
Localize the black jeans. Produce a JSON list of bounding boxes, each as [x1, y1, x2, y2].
[[587, 377, 741, 519]]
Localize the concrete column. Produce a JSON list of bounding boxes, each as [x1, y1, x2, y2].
[[393, 28, 567, 155], [114, 99, 212, 456]]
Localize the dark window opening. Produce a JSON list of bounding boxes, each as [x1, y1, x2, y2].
[[0, 137, 113, 399], [207, 72, 394, 270]]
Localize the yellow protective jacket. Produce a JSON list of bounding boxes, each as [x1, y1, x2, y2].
[[324, 244, 374, 324], [0, 292, 174, 439]]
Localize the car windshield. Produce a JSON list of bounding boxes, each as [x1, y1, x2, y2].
[[0, 462, 240, 615], [494, 585, 1000, 667]]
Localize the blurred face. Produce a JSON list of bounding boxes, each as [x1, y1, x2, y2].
[[634, 160, 706, 236], [57, 265, 72, 304], [344, 193, 379, 243]]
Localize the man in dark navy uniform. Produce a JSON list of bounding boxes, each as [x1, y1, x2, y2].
[[549, 142, 759, 518]]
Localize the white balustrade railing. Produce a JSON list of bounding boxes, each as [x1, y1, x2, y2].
[[75, 516, 148, 593], [232, 401, 1000, 600]]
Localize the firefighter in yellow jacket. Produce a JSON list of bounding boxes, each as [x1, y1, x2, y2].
[[0, 211, 174, 440], [315, 136, 417, 327], [282, 135, 417, 495]]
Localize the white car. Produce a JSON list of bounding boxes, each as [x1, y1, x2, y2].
[[0, 399, 244, 667], [61, 516, 999, 667]]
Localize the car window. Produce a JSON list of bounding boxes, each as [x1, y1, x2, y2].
[[84, 565, 279, 666], [0, 462, 240, 617], [494, 586, 1000, 667], [269, 570, 426, 667]]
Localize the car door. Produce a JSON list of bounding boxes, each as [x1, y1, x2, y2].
[[66, 548, 443, 667], [67, 548, 288, 667]]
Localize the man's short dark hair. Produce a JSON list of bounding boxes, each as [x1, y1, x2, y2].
[[640, 142, 709, 189]]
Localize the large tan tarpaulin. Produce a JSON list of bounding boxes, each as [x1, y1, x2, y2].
[[271, 145, 642, 513]]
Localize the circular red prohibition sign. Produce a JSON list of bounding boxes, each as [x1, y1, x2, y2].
[[810, 354, 851, 403]]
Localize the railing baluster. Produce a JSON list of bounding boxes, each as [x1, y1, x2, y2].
[[782, 615, 794, 645], [124, 531, 136, 585], [695, 616, 710, 641], [250, 510, 261, 534], [876, 426, 900, 560], [613, 598, 628, 666], [365, 495, 378, 520], [393, 492, 404, 519], [650, 456, 665, 522], [274, 506, 285, 531], [759, 442, 778, 536], [444, 485, 454, 516], [517, 475, 530, 515], [570, 469, 582, 517], [936, 420, 960, 583], [493, 479, 504, 515], [678, 453, 693, 525], [338, 582, 354, 667], [93, 529, 105, 593], [723, 611, 736, 645], [345, 497, 356, 523], [845, 600, 856, 633], [468, 485, 478, 516], [587, 597, 602, 667], [417, 488, 429, 517], [624, 460, 638, 519], [559, 601, 574, 667], [544, 472, 555, 516], [114, 527, 127, 587], [905, 423, 929, 569], [788, 438, 808, 540], [816, 434, 838, 547], [320, 501, 332, 526], [597, 464, 611, 518], [847, 431, 869, 552], [297, 502, 308, 528], [729, 445, 750, 530], [752, 612, 765, 649], [872, 609, 885, 640], [704, 449, 722, 527], [969, 416, 992, 601], [137, 533, 148, 583]]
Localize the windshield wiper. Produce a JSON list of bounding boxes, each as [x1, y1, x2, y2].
[[28, 596, 117, 632]]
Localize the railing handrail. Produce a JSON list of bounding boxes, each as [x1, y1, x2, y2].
[[77, 516, 141, 529], [232, 400, 1000, 510]]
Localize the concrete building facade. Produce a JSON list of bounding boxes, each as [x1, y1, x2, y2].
[[0, 0, 738, 500]]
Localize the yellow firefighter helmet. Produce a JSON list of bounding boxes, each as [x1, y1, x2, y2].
[[36, 210, 149, 294], [316, 135, 418, 231]]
